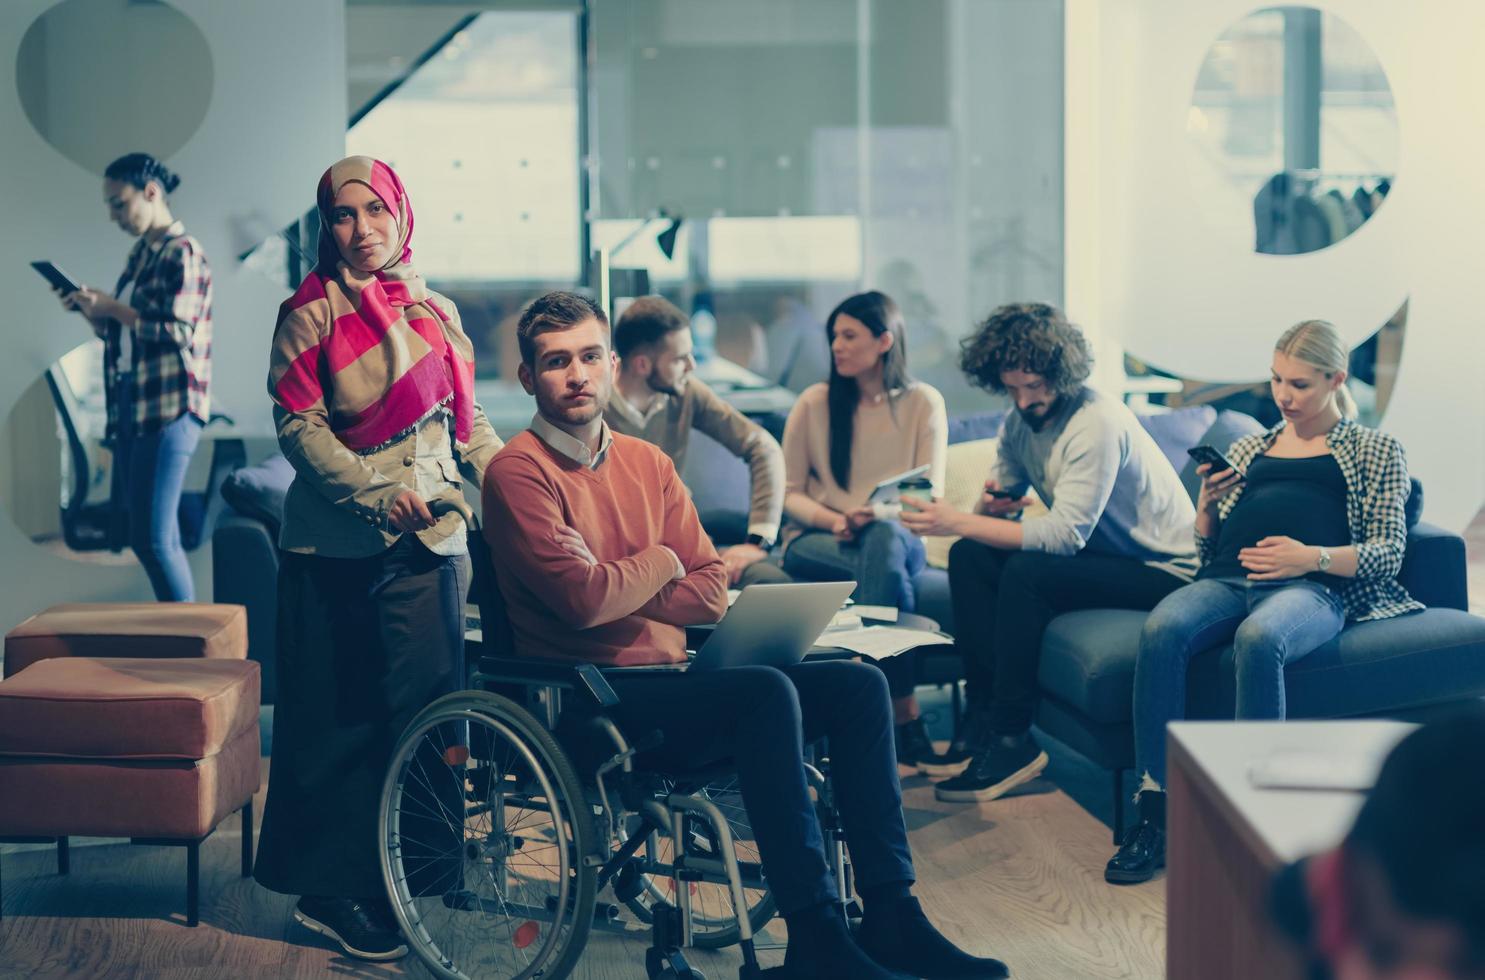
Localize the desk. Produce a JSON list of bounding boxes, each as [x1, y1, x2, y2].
[[1166, 721, 1414, 980]]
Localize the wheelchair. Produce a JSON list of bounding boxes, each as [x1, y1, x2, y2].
[[377, 502, 857, 980]]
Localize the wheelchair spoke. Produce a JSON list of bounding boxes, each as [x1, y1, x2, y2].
[[382, 698, 592, 980]]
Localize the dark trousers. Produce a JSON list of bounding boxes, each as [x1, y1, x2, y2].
[[948, 539, 1186, 735], [254, 536, 469, 899], [605, 659, 915, 915]]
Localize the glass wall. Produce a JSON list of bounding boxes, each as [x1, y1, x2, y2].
[[590, 0, 1064, 412], [332, 0, 1065, 406]]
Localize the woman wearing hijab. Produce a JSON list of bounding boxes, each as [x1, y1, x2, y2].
[[253, 157, 504, 960]]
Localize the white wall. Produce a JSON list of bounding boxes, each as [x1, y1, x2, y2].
[[1067, 0, 1485, 532], [0, 0, 345, 633]]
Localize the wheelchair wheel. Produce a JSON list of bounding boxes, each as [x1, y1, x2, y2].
[[380, 691, 596, 980], [620, 775, 777, 949]]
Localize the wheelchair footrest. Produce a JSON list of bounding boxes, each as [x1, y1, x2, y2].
[[645, 901, 706, 980]]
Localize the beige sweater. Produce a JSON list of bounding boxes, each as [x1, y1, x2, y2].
[[781, 382, 947, 538], [605, 378, 784, 544]]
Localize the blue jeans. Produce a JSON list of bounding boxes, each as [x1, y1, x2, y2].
[[783, 521, 927, 612], [1133, 577, 1346, 787], [126, 413, 202, 601]]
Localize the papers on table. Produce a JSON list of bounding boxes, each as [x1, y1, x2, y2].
[[816, 626, 953, 661]]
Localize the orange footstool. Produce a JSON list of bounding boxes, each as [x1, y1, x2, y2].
[[0, 604, 259, 926]]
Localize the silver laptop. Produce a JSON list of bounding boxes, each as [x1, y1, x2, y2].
[[617, 581, 857, 673]]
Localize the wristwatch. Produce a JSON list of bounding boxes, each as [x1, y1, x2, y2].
[[745, 533, 771, 549], [1316, 547, 1333, 573]]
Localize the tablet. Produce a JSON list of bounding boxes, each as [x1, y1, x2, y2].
[[866, 464, 931, 507], [31, 261, 82, 295]]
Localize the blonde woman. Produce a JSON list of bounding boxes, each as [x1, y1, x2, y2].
[[1108, 320, 1422, 885]]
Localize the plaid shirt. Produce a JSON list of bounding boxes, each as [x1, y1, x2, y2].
[[1196, 417, 1423, 622], [104, 222, 213, 436]]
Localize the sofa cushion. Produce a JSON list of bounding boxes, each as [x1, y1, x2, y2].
[[4, 602, 249, 679], [947, 411, 1005, 445], [1037, 606, 1485, 729], [1186, 608, 1485, 721], [0, 657, 261, 761], [220, 453, 294, 537], [1135, 405, 1216, 478], [1037, 609, 1148, 724], [1176, 410, 1266, 504]]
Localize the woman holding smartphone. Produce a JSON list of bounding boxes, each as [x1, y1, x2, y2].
[[1107, 319, 1421, 885], [779, 290, 948, 767], [56, 152, 212, 601]]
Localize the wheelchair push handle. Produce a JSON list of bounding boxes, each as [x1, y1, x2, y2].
[[427, 493, 476, 527]]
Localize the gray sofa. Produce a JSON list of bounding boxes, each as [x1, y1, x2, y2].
[[687, 404, 1485, 828], [211, 454, 295, 705]]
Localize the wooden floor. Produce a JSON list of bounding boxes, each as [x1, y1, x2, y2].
[[0, 758, 1164, 979], [4, 507, 1477, 978]]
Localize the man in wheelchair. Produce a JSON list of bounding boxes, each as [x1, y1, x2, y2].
[[478, 291, 1009, 979]]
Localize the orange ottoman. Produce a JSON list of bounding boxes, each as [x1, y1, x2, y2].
[[0, 657, 260, 925], [3, 602, 247, 679]]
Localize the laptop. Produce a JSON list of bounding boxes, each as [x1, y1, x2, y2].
[[618, 581, 858, 674]]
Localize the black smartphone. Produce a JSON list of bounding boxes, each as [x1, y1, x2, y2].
[[985, 488, 1020, 500], [1186, 444, 1244, 479], [31, 261, 82, 295]]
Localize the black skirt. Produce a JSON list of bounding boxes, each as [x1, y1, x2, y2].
[[254, 535, 469, 898]]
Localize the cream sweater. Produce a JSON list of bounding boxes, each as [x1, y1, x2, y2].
[[781, 382, 947, 537]]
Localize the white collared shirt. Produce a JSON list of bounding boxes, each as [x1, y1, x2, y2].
[[530, 414, 613, 470], [607, 386, 670, 428]]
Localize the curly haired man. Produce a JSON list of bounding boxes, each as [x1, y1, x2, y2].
[[898, 303, 1197, 802]]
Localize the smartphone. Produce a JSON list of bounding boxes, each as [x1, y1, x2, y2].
[[985, 488, 1020, 500], [31, 261, 82, 295], [1186, 444, 1244, 479]]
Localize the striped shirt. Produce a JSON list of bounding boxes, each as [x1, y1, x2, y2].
[[104, 221, 213, 435], [1198, 418, 1423, 622]]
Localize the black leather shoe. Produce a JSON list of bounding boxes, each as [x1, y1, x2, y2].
[[856, 895, 1011, 978], [295, 896, 409, 961], [1105, 820, 1166, 884]]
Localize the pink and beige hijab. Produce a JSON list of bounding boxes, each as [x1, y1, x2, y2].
[[269, 156, 475, 452]]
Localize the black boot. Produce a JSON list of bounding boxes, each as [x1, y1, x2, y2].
[[856, 894, 1010, 978], [894, 716, 937, 769], [779, 901, 907, 979], [1105, 790, 1166, 885], [934, 731, 1048, 803], [918, 701, 993, 778]]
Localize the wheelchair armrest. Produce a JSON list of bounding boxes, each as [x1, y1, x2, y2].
[[475, 655, 620, 709]]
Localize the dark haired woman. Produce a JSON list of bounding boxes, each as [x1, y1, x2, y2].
[[254, 157, 504, 960], [898, 301, 1196, 803], [779, 290, 948, 767], [55, 152, 211, 601]]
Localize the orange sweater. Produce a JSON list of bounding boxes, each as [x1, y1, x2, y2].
[[481, 429, 729, 665]]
